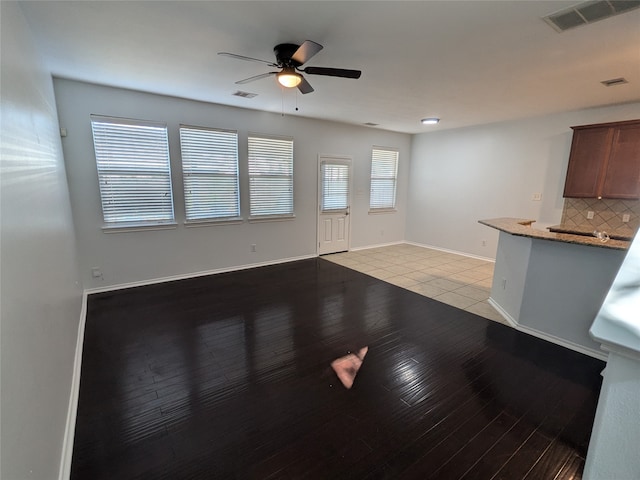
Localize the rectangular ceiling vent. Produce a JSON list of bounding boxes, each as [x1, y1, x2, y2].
[[601, 77, 629, 86], [233, 90, 257, 98], [544, 0, 640, 32]]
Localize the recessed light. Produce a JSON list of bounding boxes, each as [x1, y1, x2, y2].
[[421, 117, 440, 125]]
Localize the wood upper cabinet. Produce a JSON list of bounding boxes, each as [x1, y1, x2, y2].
[[563, 119, 640, 199]]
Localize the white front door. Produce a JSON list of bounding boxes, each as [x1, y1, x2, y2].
[[318, 155, 351, 255]]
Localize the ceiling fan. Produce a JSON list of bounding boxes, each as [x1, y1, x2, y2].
[[218, 40, 362, 94]]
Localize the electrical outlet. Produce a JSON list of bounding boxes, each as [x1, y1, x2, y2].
[[91, 267, 102, 278], [532, 193, 542, 201], [481, 239, 487, 247], [587, 211, 594, 220], [501, 278, 507, 290], [623, 214, 630, 223], [251, 244, 257, 252]]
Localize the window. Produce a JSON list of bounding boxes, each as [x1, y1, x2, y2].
[[248, 135, 294, 218], [370, 148, 399, 211], [91, 115, 174, 227], [179, 126, 240, 222], [320, 160, 350, 212]]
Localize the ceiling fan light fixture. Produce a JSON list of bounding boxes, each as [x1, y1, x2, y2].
[[277, 69, 302, 88], [421, 117, 440, 125]]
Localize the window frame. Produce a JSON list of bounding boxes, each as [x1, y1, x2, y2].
[[179, 124, 242, 225], [247, 133, 295, 221], [90, 115, 176, 231], [369, 147, 399, 213]]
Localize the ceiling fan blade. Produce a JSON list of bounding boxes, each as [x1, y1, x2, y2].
[[297, 76, 314, 94], [235, 72, 277, 85], [218, 52, 277, 67], [303, 67, 362, 79], [292, 40, 323, 65]]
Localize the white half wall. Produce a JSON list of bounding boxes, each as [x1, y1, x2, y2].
[[584, 352, 640, 480], [490, 231, 531, 320], [53, 79, 411, 289], [489, 229, 626, 358], [407, 103, 640, 259], [518, 239, 626, 353], [0, 3, 83, 479]]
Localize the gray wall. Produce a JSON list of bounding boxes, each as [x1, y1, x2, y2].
[[490, 231, 531, 320], [585, 232, 640, 479], [54, 79, 411, 289], [0, 3, 83, 479], [519, 239, 626, 352], [584, 352, 640, 479], [489, 229, 626, 356], [407, 102, 640, 258], [490, 229, 626, 355]]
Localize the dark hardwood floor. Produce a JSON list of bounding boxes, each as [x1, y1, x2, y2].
[[72, 258, 604, 479]]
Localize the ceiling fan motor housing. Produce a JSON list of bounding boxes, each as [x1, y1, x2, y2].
[[274, 43, 302, 67]]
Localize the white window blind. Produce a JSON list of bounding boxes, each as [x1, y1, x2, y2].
[[321, 162, 349, 212], [370, 148, 399, 210], [179, 126, 240, 221], [91, 116, 174, 226], [248, 135, 294, 217]]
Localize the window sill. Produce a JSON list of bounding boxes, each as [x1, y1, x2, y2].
[[184, 218, 244, 228], [102, 222, 178, 233], [248, 214, 296, 223], [368, 209, 397, 215]]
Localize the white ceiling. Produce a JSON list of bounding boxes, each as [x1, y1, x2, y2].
[[18, 0, 640, 134]]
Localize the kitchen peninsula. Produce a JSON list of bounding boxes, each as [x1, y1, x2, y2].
[[480, 217, 630, 359]]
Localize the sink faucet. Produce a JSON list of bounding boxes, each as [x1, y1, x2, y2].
[[593, 230, 610, 242]]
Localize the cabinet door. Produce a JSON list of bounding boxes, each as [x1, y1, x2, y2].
[[601, 123, 640, 199], [563, 127, 613, 198]]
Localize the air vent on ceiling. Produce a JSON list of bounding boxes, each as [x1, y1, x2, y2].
[[363, 122, 379, 127], [601, 77, 629, 86], [544, 0, 640, 32], [233, 90, 257, 98]]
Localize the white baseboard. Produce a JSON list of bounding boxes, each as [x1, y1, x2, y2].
[[87, 243, 488, 295], [350, 240, 405, 252], [58, 292, 88, 480], [85, 254, 317, 295], [488, 298, 608, 361], [487, 298, 519, 327], [404, 241, 495, 263]]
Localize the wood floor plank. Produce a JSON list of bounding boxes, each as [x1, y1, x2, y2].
[[71, 258, 604, 479], [490, 431, 556, 480], [523, 437, 575, 480], [428, 411, 520, 480], [459, 375, 567, 480]]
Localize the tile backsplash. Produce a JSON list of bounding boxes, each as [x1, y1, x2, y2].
[[561, 198, 640, 235]]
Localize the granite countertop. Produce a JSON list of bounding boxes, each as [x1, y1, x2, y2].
[[479, 218, 631, 250], [547, 224, 634, 241]]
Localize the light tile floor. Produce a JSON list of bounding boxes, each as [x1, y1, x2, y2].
[[323, 243, 507, 324]]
